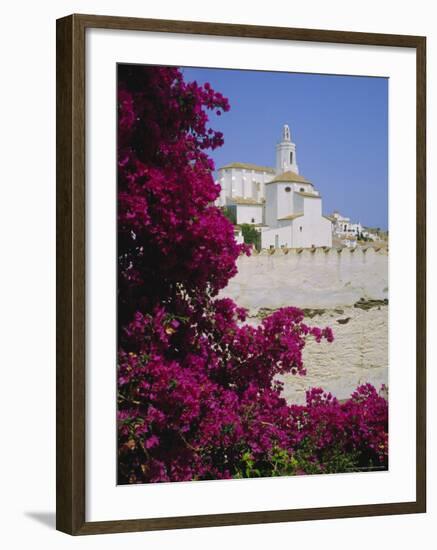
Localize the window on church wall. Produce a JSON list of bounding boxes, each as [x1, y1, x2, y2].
[[300, 187, 305, 192], [290, 152, 293, 164], [285, 186, 291, 193]]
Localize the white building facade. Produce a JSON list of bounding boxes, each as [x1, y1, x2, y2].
[[216, 163, 274, 207], [216, 124, 332, 249], [226, 199, 264, 225], [331, 211, 363, 238], [261, 172, 332, 249]]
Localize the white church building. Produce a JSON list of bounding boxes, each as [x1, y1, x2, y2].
[[216, 124, 332, 249]]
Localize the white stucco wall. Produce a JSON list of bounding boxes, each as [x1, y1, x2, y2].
[[291, 213, 332, 248], [221, 247, 388, 310], [252, 307, 388, 404], [276, 183, 296, 221], [264, 183, 319, 228], [293, 182, 316, 194], [236, 204, 263, 225], [278, 216, 302, 229], [216, 167, 274, 206], [275, 141, 299, 173], [220, 248, 389, 403], [260, 225, 293, 249], [264, 183, 277, 227], [302, 195, 322, 217], [261, 215, 331, 249], [262, 191, 331, 248]]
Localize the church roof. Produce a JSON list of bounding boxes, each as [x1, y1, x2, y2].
[[266, 170, 313, 185], [278, 212, 304, 221], [296, 191, 321, 199], [219, 162, 275, 173], [230, 196, 264, 206]]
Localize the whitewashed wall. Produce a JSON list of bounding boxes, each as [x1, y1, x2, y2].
[[264, 183, 277, 226], [275, 140, 299, 173], [276, 182, 296, 220], [247, 306, 388, 404], [217, 167, 274, 205], [292, 182, 314, 193], [291, 213, 332, 248], [229, 247, 389, 404], [236, 204, 263, 225], [260, 225, 292, 248], [221, 247, 388, 310], [287, 196, 331, 248]]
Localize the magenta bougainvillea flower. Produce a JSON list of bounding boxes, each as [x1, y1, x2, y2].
[[117, 65, 388, 484]]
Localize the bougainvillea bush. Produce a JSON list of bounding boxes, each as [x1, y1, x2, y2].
[[117, 64, 388, 484]]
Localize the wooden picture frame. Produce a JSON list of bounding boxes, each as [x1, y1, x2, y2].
[[56, 13, 426, 535]]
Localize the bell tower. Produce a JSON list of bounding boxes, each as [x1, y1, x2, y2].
[[275, 124, 299, 174]]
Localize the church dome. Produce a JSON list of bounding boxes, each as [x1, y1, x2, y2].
[[267, 170, 313, 185]]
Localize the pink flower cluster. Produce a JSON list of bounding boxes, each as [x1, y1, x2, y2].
[[288, 385, 388, 473], [118, 303, 337, 482], [117, 65, 388, 483], [118, 65, 248, 327]]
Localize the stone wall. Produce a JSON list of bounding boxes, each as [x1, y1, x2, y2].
[[221, 247, 388, 311], [221, 247, 389, 403]]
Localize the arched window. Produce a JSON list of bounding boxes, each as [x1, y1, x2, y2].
[[285, 186, 291, 193], [290, 152, 293, 164], [300, 187, 305, 192]]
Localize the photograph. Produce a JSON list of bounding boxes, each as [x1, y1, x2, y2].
[[117, 63, 389, 485], [1, 0, 431, 545]]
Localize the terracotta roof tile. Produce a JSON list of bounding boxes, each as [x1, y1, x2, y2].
[[266, 170, 313, 185], [230, 196, 264, 205], [278, 212, 304, 221], [296, 191, 321, 198], [219, 162, 275, 173]]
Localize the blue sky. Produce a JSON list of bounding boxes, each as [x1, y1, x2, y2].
[[182, 67, 388, 230]]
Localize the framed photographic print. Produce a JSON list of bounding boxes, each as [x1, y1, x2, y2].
[[56, 14, 426, 535]]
